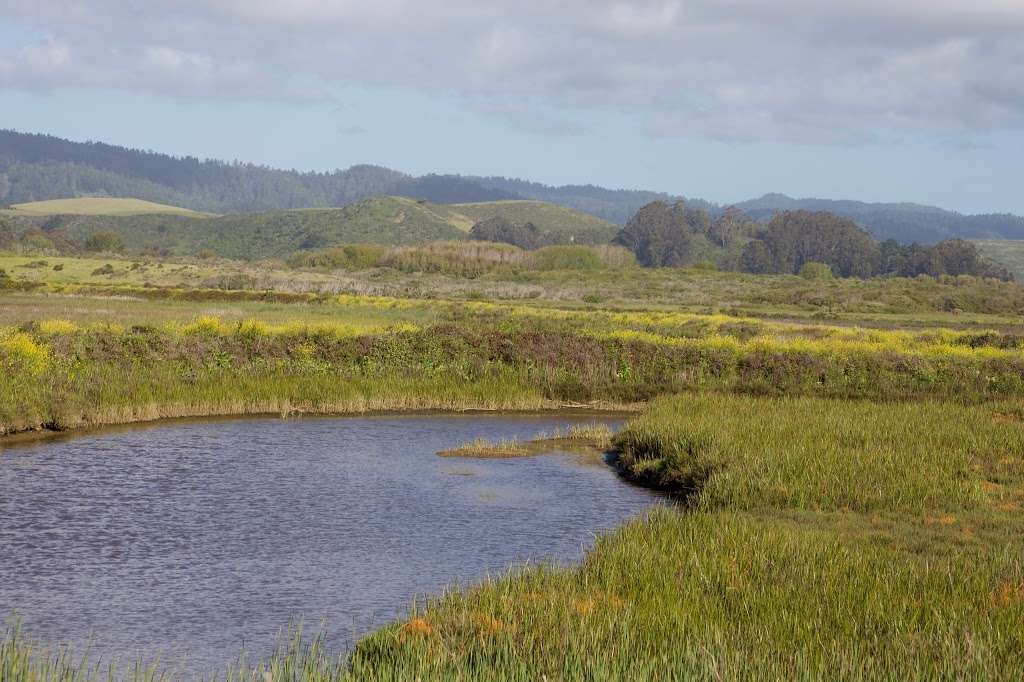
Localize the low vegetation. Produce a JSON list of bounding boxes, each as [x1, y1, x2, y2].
[[348, 394, 1024, 680], [440, 423, 615, 458], [7, 395, 1021, 679]]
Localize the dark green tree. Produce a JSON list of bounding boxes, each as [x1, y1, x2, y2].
[[615, 201, 711, 267], [743, 210, 880, 277], [471, 216, 548, 250]]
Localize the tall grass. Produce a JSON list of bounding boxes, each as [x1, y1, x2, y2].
[[6, 310, 1024, 436], [346, 394, 1024, 680]]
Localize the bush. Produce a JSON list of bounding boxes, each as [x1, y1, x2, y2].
[[799, 261, 835, 280], [288, 244, 389, 270], [84, 230, 125, 253], [18, 230, 56, 253]]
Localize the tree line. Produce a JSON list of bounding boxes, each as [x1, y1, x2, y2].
[[605, 201, 1011, 280]]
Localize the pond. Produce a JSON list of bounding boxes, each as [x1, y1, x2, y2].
[[0, 414, 660, 676]]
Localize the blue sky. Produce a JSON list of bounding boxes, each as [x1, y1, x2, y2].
[[1, 2, 1023, 214]]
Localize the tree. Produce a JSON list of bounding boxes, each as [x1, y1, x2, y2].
[[742, 210, 880, 277], [84, 230, 125, 253], [615, 201, 708, 267], [471, 217, 547, 250], [709, 206, 750, 247], [739, 240, 773, 274], [0, 218, 13, 248]]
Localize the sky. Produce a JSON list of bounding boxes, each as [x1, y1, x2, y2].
[[1, 1, 1023, 214]]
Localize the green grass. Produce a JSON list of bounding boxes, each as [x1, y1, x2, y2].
[[5, 252, 1024, 324], [3, 197, 210, 217], [346, 394, 1024, 680]]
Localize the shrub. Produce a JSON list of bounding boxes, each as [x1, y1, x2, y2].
[[0, 332, 50, 375], [289, 244, 389, 270], [799, 261, 835, 280], [19, 231, 55, 253], [84, 231, 125, 253], [37, 319, 78, 335], [182, 315, 224, 336]]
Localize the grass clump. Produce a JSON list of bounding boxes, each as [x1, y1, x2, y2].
[[438, 437, 530, 458]]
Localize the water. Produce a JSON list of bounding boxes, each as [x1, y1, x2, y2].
[[0, 414, 659, 676]]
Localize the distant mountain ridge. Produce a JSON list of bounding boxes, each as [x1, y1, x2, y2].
[[734, 193, 1024, 244], [2, 129, 1023, 244]]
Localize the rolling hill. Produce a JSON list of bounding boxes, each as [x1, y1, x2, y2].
[[451, 200, 618, 243], [5, 129, 1024, 245], [0, 195, 619, 259], [4, 197, 211, 217]]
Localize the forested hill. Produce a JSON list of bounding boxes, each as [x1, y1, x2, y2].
[[0, 130, 517, 212], [3, 129, 1024, 244], [468, 176, 699, 225], [734, 194, 1024, 244]]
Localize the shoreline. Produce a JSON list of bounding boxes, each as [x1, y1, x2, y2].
[[0, 401, 642, 448]]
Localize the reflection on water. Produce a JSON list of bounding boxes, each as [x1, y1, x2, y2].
[[0, 415, 659, 675]]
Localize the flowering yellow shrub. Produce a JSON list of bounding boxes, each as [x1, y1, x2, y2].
[[182, 315, 225, 336], [1, 332, 50, 375], [38, 319, 79, 335]]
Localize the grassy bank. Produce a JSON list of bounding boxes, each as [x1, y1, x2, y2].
[[5, 310, 1024, 436]]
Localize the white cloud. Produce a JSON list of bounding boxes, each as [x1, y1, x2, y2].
[[1, 0, 1022, 142]]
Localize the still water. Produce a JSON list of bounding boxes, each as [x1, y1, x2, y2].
[[0, 414, 659, 675]]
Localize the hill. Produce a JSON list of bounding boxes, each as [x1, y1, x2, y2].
[[0, 196, 617, 259], [467, 177, 694, 225], [451, 200, 618, 243], [5, 129, 1024, 244], [735, 194, 1024, 244], [3, 197, 209, 217], [0, 130, 518, 213]]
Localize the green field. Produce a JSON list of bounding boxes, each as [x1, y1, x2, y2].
[[3, 197, 210, 217], [3, 250, 1024, 680]]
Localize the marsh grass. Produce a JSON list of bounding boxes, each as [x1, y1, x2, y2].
[[6, 308, 1024, 437], [437, 437, 530, 458], [439, 423, 615, 458], [4, 395, 1024, 680], [346, 394, 1024, 680]]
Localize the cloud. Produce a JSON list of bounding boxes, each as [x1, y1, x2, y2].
[[1, 0, 1023, 143]]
